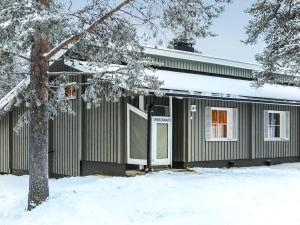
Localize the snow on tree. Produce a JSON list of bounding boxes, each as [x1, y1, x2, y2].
[[0, 0, 230, 209], [245, 0, 300, 86]]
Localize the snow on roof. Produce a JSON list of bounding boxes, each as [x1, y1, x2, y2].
[[66, 59, 300, 103], [155, 69, 300, 102], [144, 46, 261, 71], [65, 59, 124, 73]]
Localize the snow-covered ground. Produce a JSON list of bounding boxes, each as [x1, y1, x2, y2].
[[2, 164, 300, 225]]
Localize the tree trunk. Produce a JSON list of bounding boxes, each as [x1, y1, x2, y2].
[[28, 0, 50, 210], [26, 0, 130, 210]]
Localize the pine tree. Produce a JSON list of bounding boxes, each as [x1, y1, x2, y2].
[[245, 0, 299, 85], [0, 0, 230, 210]]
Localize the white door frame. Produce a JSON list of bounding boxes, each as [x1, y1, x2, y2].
[[151, 116, 172, 166], [127, 103, 148, 165], [127, 104, 173, 166]]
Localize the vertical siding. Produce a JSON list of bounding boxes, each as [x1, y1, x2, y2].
[[252, 104, 299, 158], [48, 64, 85, 176], [50, 76, 82, 176], [172, 98, 185, 161], [0, 115, 10, 173], [150, 56, 254, 79], [150, 55, 292, 83], [187, 99, 251, 162], [144, 95, 169, 108], [177, 98, 300, 163], [83, 99, 123, 163], [11, 105, 29, 171]]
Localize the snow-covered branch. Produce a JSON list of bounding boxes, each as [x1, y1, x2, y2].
[[44, 0, 132, 60], [0, 0, 231, 121], [245, 0, 299, 86]]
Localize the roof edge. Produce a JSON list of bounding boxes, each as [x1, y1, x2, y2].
[[144, 46, 261, 71]]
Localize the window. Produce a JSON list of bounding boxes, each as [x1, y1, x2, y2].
[[58, 82, 77, 100], [205, 107, 238, 141], [268, 113, 280, 138], [264, 110, 289, 141], [212, 110, 228, 138], [64, 85, 77, 100]]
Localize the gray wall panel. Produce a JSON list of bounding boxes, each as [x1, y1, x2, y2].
[[50, 76, 82, 177], [172, 98, 186, 162], [144, 96, 169, 108], [0, 115, 10, 173], [186, 99, 251, 162], [180, 98, 300, 163], [252, 104, 299, 158], [11, 105, 29, 171], [83, 99, 123, 164]]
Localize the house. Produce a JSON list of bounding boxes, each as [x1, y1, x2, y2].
[[1, 43, 300, 177]]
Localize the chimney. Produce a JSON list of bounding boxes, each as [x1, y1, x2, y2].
[[173, 38, 195, 52]]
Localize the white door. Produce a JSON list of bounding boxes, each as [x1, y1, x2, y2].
[[151, 117, 172, 166]]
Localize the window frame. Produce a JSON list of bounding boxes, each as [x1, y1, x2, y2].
[[264, 110, 290, 141], [207, 107, 238, 142], [64, 84, 77, 100]]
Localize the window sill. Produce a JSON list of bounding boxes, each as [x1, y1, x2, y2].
[[264, 138, 289, 142], [206, 139, 238, 142], [64, 96, 77, 100]]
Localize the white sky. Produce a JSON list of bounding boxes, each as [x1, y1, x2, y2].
[[68, 0, 264, 64]]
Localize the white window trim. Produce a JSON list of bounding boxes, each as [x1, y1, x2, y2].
[[264, 110, 290, 141], [207, 138, 237, 142], [264, 138, 289, 141], [207, 107, 238, 142]]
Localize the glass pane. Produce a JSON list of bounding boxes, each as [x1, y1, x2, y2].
[[212, 124, 217, 138], [219, 110, 227, 123], [269, 113, 280, 126], [211, 109, 228, 139], [212, 110, 218, 123], [65, 86, 77, 98], [268, 127, 274, 138], [130, 111, 147, 160], [218, 124, 227, 138], [156, 124, 168, 159], [275, 126, 280, 137], [268, 126, 280, 138]]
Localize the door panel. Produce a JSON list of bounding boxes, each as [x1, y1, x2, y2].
[[156, 123, 168, 159], [129, 111, 147, 160], [127, 104, 148, 165], [151, 117, 172, 166]]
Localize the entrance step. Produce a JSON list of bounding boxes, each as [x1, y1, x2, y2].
[[125, 170, 146, 177], [125, 167, 194, 177]]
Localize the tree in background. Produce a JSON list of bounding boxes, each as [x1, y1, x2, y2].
[[0, 0, 230, 209], [245, 0, 299, 86]]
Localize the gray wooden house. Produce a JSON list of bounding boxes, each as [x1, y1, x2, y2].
[[1, 44, 300, 177]]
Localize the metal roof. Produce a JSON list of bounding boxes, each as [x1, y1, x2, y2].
[[144, 46, 261, 71]]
